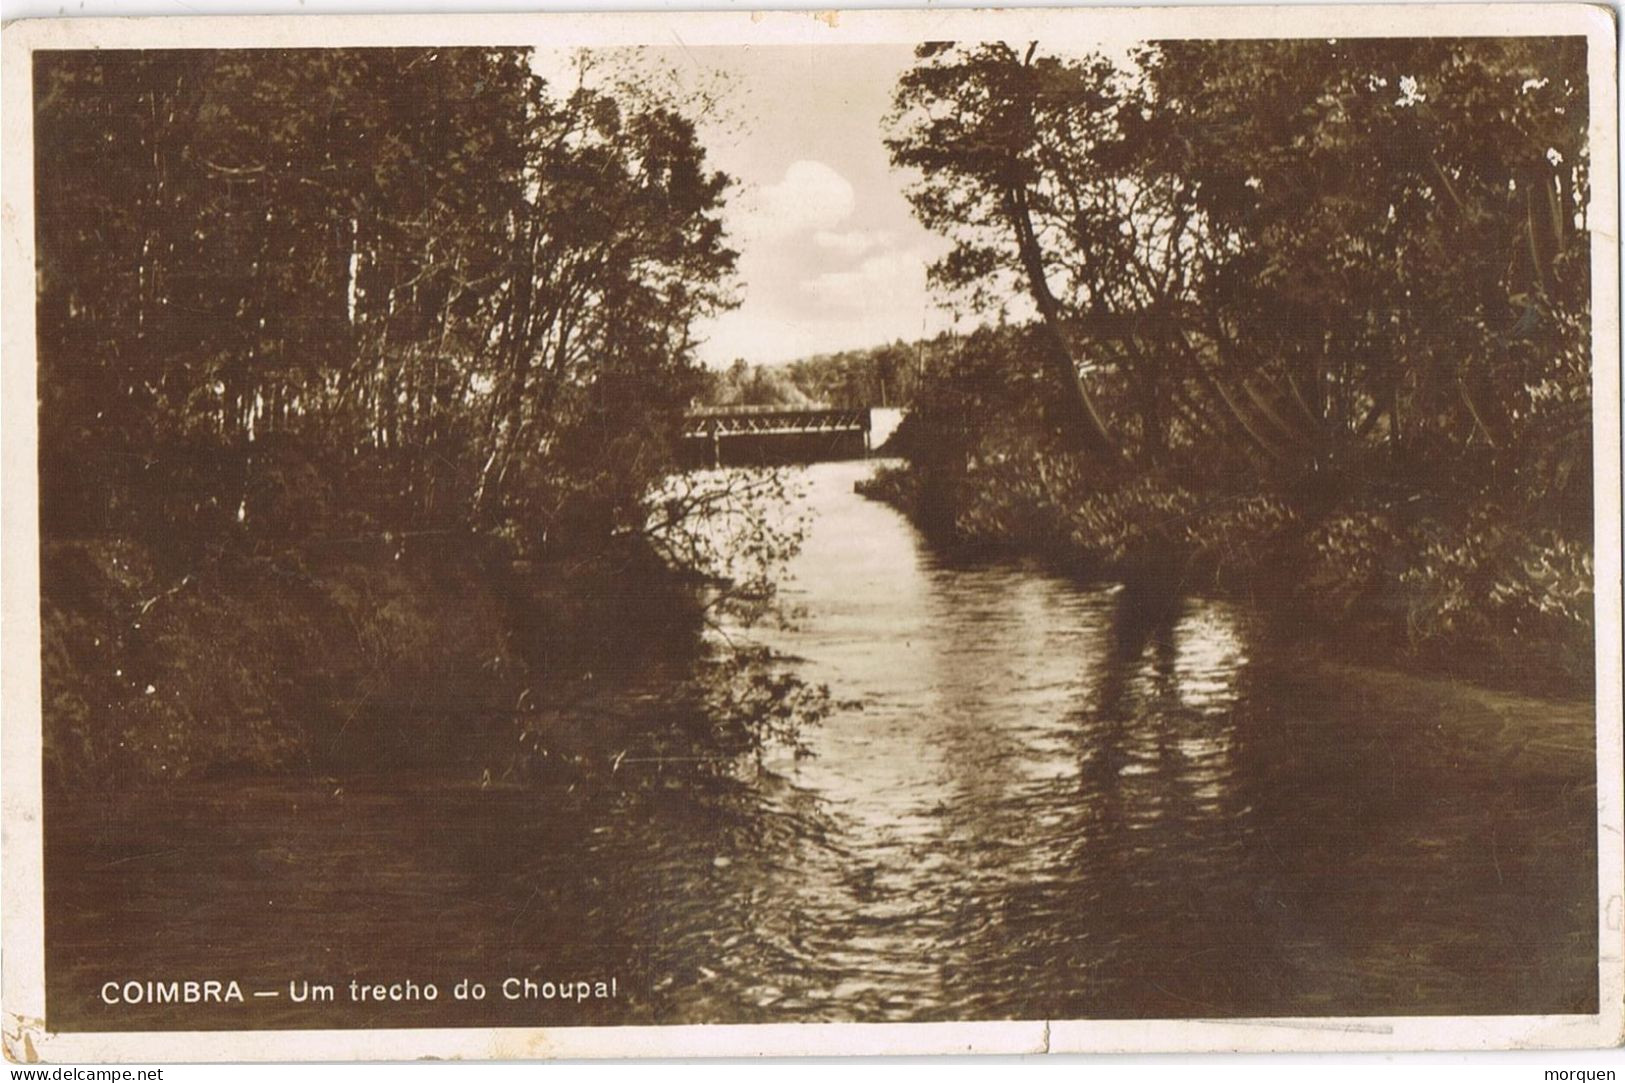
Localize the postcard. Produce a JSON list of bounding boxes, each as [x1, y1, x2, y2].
[[2, 5, 1620, 1061]]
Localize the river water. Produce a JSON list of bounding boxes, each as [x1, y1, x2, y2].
[[48, 458, 1598, 1030]]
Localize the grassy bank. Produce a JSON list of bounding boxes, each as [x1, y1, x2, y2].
[[858, 458, 1594, 698], [40, 532, 710, 786]]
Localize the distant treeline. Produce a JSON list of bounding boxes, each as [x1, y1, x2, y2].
[[866, 38, 1593, 690], [698, 336, 947, 409]]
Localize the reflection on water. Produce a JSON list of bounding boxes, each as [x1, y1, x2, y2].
[[47, 461, 1597, 1030]]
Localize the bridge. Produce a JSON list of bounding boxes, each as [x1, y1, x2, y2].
[[681, 405, 872, 468]]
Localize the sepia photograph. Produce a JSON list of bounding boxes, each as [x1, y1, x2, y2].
[[1, 5, 1620, 1061]]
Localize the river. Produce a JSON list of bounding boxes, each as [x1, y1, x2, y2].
[[46, 458, 1598, 1030]]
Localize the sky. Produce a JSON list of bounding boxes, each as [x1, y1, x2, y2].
[[534, 45, 959, 368]]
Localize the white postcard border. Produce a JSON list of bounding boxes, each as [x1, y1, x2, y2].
[[3, 5, 1620, 1061]]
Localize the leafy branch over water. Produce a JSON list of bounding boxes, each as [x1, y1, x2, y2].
[[644, 467, 841, 766]]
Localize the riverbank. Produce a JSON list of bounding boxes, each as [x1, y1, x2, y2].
[[856, 460, 1595, 700], [39, 530, 711, 787]]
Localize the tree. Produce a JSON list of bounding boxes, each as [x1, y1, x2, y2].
[[35, 48, 738, 559], [887, 43, 1119, 455], [1141, 38, 1590, 494], [886, 38, 1590, 502]]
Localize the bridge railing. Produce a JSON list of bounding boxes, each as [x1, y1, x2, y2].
[[679, 406, 874, 466], [684, 406, 871, 438]]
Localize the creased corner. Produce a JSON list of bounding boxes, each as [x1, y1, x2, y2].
[[2, 1010, 46, 1064]]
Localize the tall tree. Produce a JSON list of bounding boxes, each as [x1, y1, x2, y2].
[[887, 43, 1119, 455]]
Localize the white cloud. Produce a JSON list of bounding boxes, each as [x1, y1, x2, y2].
[[812, 229, 895, 258], [804, 250, 928, 312], [739, 160, 855, 241]]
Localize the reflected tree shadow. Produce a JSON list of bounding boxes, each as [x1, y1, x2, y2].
[[1029, 584, 1317, 1019]]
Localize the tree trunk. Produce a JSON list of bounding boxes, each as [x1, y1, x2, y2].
[[1004, 186, 1117, 457]]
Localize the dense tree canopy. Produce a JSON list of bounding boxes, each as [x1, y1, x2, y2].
[[35, 48, 737, 557], [888, 37, 1590, 490], [883, 37, 1593, 678]]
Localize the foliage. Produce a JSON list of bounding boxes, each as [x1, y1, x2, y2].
[[888, 39, 1591, 478], [35, 48, 736, 558], [1400, 507, 1594, 680], [696, 336, 941, 412], [700, 360, 818, 408], [643, 467, 813, 625], [781, 339, 932, 409], [882, 37, 1592, 684], [34, 49, 846, 783], [683, 646, 836, 764], [39, 537, 523, 784]]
